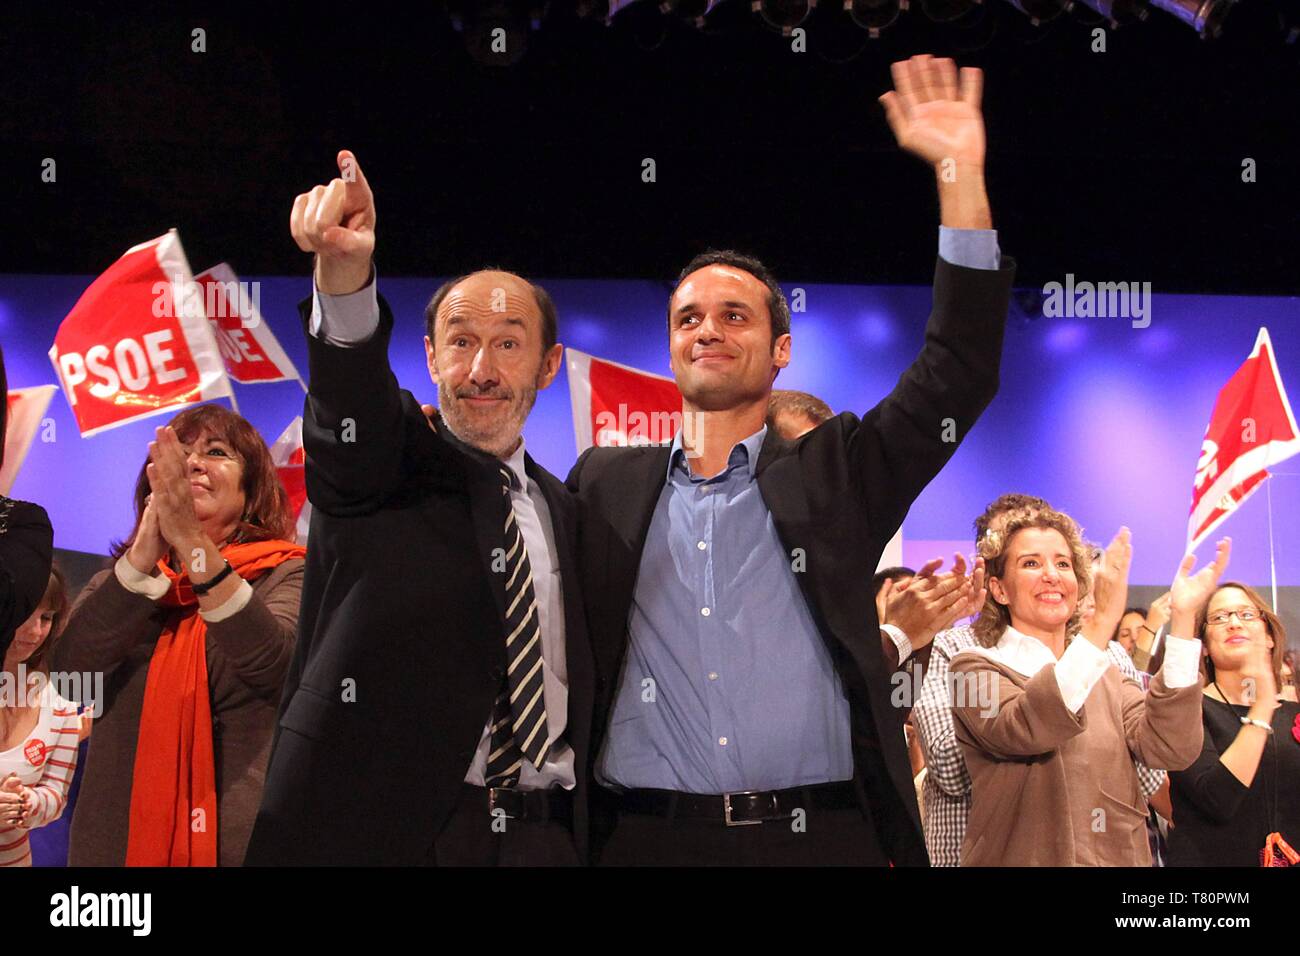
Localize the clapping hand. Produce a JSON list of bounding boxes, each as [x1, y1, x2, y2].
[[1082, 527, 1132, 650], [0, 774, 27, 828], [880, 553, 986, 652], [1169, 537, 1231, 637], [145, 426, 205, 553]]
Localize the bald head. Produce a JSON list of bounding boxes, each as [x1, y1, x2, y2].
[[424, 268, 557, 358]]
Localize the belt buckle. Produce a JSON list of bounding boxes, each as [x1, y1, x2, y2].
[[488, 787, 520, 820], [722, 791, 769, 827]]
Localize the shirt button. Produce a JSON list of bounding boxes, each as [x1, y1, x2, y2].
[[697, 540, 707, 551], [701, 607, 711, 617], [718, 736, 728, 746], [708, 672, 718, 681]]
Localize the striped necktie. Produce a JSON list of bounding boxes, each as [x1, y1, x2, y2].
[[484, 464, 550, 787]]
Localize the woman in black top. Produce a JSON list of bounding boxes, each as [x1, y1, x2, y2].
[[1168, 581, 1300, 866]]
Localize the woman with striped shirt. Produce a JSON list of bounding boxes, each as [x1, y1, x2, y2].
[[0, 565, 78, 866]]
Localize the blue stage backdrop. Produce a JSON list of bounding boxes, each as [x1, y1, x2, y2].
[[3, 270, 1298, 588]]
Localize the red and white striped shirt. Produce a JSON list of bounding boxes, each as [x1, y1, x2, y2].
[[0, 687, 80, 867]]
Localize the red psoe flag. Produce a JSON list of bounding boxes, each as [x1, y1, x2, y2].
[[269, 416, 311, 544], [1, 385, 58, 495], [566, 348, 684, 453], [1188, 327, 1300, 552], [47, 230, 233, 437], [193, 263, 302, 385]]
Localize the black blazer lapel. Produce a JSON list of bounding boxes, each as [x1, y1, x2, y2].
[[605, 446, 673, 621]]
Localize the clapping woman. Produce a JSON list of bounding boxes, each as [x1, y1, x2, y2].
[[949, 507, 1223, 866], [53, 404, 305, 866], [1167, 582, 1300, 866]]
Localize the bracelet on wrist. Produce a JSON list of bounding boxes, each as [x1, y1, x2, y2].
[[1240, 716, 1273, 734], [191, 560, 235, 596]]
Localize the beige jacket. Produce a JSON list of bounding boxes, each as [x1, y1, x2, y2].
[[950, 629, 1203, 866]]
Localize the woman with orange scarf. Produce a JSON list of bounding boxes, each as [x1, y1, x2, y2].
[[53, 404, 305, 866]]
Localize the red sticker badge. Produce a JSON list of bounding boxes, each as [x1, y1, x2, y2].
[[23, 738, 47, 767]]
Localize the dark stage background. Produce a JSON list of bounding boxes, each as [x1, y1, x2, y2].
[[2, 2, 1298, 628]]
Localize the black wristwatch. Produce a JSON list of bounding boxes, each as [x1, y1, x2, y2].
[[192, 560, 235, 596]]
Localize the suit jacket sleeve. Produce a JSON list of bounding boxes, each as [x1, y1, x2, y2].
[[565, 445, 597, 495], [844, 256, 1015, 538], [299, 292, 407, 516]]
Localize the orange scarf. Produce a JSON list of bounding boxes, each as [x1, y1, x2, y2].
[[125, 539, 305, 867]]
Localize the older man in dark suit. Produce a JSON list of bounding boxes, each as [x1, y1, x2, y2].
[[567, 54, 1013, 865], [245, 152, 593, 866]]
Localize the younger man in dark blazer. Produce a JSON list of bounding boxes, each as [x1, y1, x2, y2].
[[568, 54, 1013, 865]]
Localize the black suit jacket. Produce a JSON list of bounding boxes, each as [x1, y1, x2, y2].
[[245, 295, 594, 865], [566, 256, 1015, 865]]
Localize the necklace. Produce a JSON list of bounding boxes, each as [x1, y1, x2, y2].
[[1212, 679, 1239, 706]]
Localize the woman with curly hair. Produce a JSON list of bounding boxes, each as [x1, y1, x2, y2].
[[948, 508, 1223, 866], [53, 404, 305, 866]]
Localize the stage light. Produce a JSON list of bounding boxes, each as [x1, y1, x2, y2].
[[920, 0, 981, 22], [753, 0, 818, 33], [661, 0, 727, 26], [1000, 0, 1071, 25], [1074, 0, 1148, 24], [1146, 0, 1236, 37], [845, 0, 909, 35]]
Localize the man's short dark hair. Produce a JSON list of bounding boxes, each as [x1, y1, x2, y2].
[[669, 249, 791, 343], [767, 390, 833, 432], [872, 566, 916, 598], [424, 269, 558, 357]]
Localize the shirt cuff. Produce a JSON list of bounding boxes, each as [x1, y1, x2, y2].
[[1054, 637, 1111, 713], [1159, 636, 1202, 689], [114, 554, 170, 601], [198, 579, 254, 623], [881, 624, 912, 665], [309, 269, 381, 346], [938, 226, 1001, 271]]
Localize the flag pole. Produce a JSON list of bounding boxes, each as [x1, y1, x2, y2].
[[226, 387, 241, 417], [1267, 476, 1279, 610]]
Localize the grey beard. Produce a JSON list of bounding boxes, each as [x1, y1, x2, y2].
[[437, 379, 537, 459]]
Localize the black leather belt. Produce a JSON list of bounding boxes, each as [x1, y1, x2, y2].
[[607, 782, 859, 826], [464, 784, 574, 824]]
